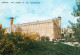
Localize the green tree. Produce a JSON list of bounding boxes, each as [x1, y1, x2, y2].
[[0, 24, 2, 29], [0, 24, 5, 39], [72, 0, 80, 16], [61, 33, 64, 38], [70, 0, 80, 42], [41, 36, 46, 41], [45, 36, 50, 41]]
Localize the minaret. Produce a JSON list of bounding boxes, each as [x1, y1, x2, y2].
[[58, 16, 61, 27], [10, 17, 14, 32], [58, 16, 61, 39]]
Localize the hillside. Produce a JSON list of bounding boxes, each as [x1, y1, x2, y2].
[[15, 41, 80, 55]]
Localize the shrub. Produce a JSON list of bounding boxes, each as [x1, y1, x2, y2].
[[0, 24, 2, 29], [45, 37, 50, 41], [41, 36, 46, 41], [41, 36, 50, 41], [0, 31, 39, 55]]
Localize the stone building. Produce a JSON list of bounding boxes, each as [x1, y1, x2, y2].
[[61, 28, 74, 38], [5, 17, 61, 41]]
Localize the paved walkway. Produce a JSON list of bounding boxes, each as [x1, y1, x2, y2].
[[62, 42, 80, 47]]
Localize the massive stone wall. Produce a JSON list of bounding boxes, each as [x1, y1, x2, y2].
[[5, 18, 61, 41]]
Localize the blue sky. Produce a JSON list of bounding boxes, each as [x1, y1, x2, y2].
[[0, 0, 77, 28]]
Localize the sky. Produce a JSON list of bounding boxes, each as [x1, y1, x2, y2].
[[0, 0, 77, 28]]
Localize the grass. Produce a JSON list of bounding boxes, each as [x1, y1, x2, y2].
[[0, 41, 80, 55], [14, 41, 80, 55]]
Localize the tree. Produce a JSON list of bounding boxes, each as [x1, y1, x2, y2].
[[70, 0, 80, 42], [41, 36, 50, 41], [41, 36, 46, 41], [45, 36, 50, 41], [62, 33, 64, 38], [72, 0, 80, 16], [0, 24, 2, 29], [69, 19, 80, 42], [0, 24, 5, 39]]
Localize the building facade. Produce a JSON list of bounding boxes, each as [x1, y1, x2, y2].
[[5, 17, 61, 41], [61, 28, 74, 38]]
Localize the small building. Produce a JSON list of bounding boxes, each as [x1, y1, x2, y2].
[[61, 28, 74, 38]]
